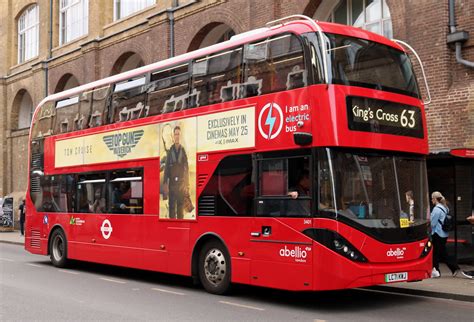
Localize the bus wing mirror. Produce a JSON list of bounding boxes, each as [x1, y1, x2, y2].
[[293, 132, 312, 146]]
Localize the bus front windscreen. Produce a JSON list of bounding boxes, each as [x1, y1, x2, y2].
[[325, 33, 420, 98], [319, 148, 429, 243]]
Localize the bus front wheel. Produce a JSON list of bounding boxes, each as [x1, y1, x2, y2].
[[50, 229, 68, 268], [198, 241, 231, 294]]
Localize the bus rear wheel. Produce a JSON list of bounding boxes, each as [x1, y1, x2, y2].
[[198, 241, 231, 294], [50, 229, 68, 268]]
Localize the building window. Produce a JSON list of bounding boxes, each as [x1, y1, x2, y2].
[[60, 0, 89, 45], [114, 0, 155, 21], [329, 0, 392, 38], [18, 5, 39, 63], [18, 92, 34, 129]]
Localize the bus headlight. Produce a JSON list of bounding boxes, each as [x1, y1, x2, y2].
[[304, 228, 368, 263], [419, 239, 432, 258]]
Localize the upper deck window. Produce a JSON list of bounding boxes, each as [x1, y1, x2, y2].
[[243, 34, 306, 97], [18, 4, 39, 63], [192, 47, 243, 107], [114, 0, 155, 21], [327, 33, 420, 98], [60, 0, 89, 45], [31, 101, 55, 138], [54, 93, 93, 133], [111, 77, 148, 122], [148, 64, 190, 114]]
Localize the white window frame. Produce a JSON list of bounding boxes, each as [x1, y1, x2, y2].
[[113, 0, 155, 21], [327, 0, 392, 38], [18, 5, 39, 64], [59, 0, 89, 45]]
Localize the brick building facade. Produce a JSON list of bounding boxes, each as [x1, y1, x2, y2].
[[0, 0, 472, 260]]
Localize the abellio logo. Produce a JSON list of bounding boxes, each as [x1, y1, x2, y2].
[[386, 248, 405, 258], [279, 246, 308, 262]]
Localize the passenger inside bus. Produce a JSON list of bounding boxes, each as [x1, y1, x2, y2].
[[111, 182, 131, 214], [287, 169, 311, 216], [40, 185, 60, 212], [89, 187, 106, 213]]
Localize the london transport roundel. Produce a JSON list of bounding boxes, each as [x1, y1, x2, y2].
[[258, 102, 284, 140], [101, 219, 113, 240]]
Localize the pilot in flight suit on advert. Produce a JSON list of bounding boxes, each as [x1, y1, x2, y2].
[[163, 126, 189, 219]]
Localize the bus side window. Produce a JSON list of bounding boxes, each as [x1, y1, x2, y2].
[[191, 47, 243, 107], [60, 174, 77, 213], [243, 34, 306, 97], [31, 101, 55, 138], [198, 154, 254, 216], [111, 77, 148, 123], [257, 159, 287, 216], [76, 174, 106, 213], [147, 64, 190, 115], [75, 91, 92, 131], [243, 41, 266, 97], [108, 169, 143, 214], [257, 155, 311, 217], [54, 96, 80, 134], [269, 34, 306, 91], [89, 86, 110, 128], [37, 175, 62, 213]]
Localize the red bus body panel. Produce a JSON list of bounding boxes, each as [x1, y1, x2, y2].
[[25, 20, 431, 291]]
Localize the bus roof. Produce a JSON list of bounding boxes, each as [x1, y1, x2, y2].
[[34, 19, 405, 112]]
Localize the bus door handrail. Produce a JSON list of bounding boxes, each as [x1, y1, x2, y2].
[[266, 15, 329, 84], [392, 39, 432, 105]]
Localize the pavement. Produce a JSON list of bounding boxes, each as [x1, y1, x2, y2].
[[1, 231, 473, 302]]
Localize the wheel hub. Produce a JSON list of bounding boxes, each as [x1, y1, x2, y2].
[[204, 248, 226, 285], [53, 236, 63, 261]]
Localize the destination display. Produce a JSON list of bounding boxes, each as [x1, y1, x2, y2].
[[347, 96, 424, 138]]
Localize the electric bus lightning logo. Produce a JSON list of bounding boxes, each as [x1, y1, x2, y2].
[[258, 102, 283, 140], [265, 104, 276, 138]]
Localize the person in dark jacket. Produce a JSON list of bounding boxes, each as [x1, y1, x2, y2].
[[19, 199, 26, 236]]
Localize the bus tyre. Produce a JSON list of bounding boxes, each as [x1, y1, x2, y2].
[[198, 241, 231, 295], [50, 229, 68, 268]]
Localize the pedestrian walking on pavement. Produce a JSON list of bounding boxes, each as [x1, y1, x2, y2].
[[19, 199, 26, 236], [430, 191, 472, 279]]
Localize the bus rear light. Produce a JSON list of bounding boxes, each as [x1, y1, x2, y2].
[[303, 228, 368, 263]]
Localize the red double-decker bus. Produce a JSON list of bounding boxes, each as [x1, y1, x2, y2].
[[26, 15, 433, 294]]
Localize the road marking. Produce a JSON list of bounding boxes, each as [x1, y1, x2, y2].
[[151, 288, 185, 296], [99, 277, 126, 284], [27, 263, 42, 268], [0, 257, 14, 262], [58, 269, 79, 275], [219, 301, 265, 311]]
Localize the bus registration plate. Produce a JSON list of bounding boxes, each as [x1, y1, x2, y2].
[[385, 272, 408, 283]]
